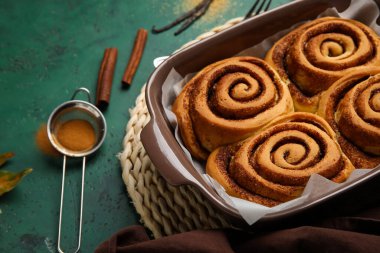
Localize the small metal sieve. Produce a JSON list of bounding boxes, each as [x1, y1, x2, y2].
[[47, 87, 107, 253]]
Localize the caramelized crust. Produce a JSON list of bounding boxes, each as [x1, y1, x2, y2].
[[206, 144, 280, 207], [173, 56, 293, 160], [206, 112, 354, 206], [265, 17, 380, 113], [317, 67, 380, 168]]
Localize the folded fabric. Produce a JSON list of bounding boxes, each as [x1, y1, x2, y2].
[[96, 206, 380, 253], [96, 174, 380, 253]]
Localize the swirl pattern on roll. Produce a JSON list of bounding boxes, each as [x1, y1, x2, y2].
[[206, 113, 354, 206], [173, 56, 293, 160], [317, 67, 380, 168], [265, 17, 380, 113]]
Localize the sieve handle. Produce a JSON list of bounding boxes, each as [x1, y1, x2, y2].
[[71, 87, 92, 104], [57, 155, 86, 253]]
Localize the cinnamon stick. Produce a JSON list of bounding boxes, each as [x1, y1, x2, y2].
[[122, 28, 148, 86], [96, 48, 118, 110]]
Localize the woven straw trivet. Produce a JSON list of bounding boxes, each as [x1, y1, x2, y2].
[[118, 17, 242, 238]]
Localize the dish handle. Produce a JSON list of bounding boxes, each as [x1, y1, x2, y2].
[[141, 119, 196, 186]]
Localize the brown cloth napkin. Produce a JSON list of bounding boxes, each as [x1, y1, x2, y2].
[[96, 175, 380, 253]]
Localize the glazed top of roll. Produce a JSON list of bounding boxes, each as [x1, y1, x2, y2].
[[265, 17, 380, 112], [172, 56, 293, 160]]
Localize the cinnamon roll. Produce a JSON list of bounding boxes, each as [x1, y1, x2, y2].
[[206, 112, 354, 206], [172, 57, 293, 160], [317, 67, 380, 168], [265, 17, 380, 113]]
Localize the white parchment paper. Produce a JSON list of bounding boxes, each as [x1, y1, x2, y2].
[[160, 0, 380, 225]]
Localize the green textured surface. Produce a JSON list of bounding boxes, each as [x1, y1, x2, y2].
[[0, 0, 291, 252]]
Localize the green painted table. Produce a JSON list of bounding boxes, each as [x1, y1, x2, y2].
[[0, 0, 290, 252]]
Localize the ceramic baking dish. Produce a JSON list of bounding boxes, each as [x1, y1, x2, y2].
[[141, 0, 380, 228]]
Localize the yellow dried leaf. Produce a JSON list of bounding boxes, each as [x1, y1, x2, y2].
[[0, 168, 32, 196], [0, 152, 14, 167]]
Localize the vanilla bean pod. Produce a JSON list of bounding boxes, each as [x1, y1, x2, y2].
[[174, 0, 212, 36], [152, 0, 212, 35]]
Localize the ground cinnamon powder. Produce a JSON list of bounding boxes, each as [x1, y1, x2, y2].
[[35, 124, 60, 157], [174, 0, 230, 22], [55, 119, 96, 152]]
